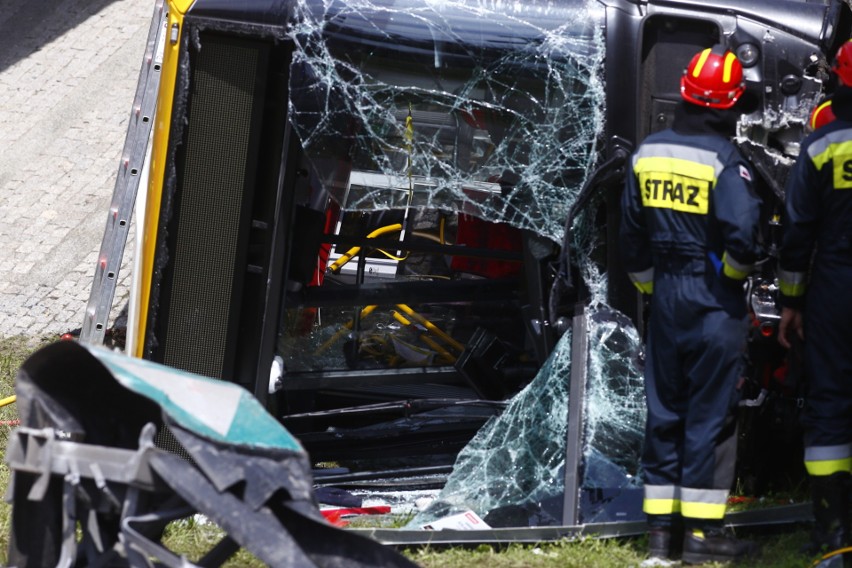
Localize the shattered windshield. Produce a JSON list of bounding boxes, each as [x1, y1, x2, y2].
[[279, 0, 649, 526], [287, 0, 606, 242], [278, 0, 608, 376]]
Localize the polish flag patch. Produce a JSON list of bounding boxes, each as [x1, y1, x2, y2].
[[739, 164, 752, 181]]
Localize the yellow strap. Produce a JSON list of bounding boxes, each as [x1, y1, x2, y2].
[[374, 248, 408, 262], [812, 545, 852, 567]]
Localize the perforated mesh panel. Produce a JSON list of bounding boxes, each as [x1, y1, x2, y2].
[[162, 35, 261, 379]]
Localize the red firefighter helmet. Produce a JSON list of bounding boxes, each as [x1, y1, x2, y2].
[[810, 99, 836, 131], [833, 40, 852, 87], [681, 47, 746, 109]]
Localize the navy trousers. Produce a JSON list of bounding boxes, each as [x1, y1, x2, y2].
[[801, 256, 852, 474], [642, 264, 748, 523]]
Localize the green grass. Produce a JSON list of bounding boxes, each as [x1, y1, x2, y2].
[[0, 336, 828, 567], [405, 530, 818, 567], [160, 518, 264, 566], [0, 335, 46, 563]]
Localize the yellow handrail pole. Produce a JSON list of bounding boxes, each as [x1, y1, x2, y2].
[[0, 395, 16, 408], [410, 230, 443, 244], [395, 304, 465, 353], [328, 223, 403, 274], [314, 305, 377, 355], [418, 333, 456, 363], [391, 311, 456, 363]]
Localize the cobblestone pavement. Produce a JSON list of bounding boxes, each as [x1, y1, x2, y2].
[[0, 0, 153, 341]]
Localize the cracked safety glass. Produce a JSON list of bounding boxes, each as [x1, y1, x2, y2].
[[274, 0, 647, 526], [278, 0, 606, 374], [407, 305, 646, 528]]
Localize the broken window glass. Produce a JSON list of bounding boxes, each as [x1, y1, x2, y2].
[[406, 304, 646, 528], [270, 0, 653, 526], [275, 0, 652, 526], [286, 0, 607, 243], [278, 0, 608, 390]]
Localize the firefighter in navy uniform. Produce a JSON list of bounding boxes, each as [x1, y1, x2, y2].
[[620, 46, 763, 564], [777, 40, 852, 557]]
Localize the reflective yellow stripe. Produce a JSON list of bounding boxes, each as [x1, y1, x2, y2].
[[779, 281, 806, 298], [722, 264, 747, 280], [723, 52, 736, 84], [628, 268, 654, 295], [812, 100, 833, 130], [644, 499, 682, 515], [805, 457, 852, 476], [778, 269, 806, 298], [810, 140, 852, 190], [634, 156, 716, 183], [681, 487, 728, 520], [692, 48, 711, 78], [681, 501, 727, 520], [721, 251, 751, 280], [634, 156, 714, 215], [632, 280, 654, 295]]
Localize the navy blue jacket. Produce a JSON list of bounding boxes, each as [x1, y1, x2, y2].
[[778, 117, 852, 308], [620, 127, 762, 294]]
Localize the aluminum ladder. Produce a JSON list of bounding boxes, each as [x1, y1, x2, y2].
[[79, 0, 167, 344]]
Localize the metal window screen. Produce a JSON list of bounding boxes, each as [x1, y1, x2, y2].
[[162, 36, 260, 379]]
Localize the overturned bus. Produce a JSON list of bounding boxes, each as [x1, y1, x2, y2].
[[9, 0, 852, 562]]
